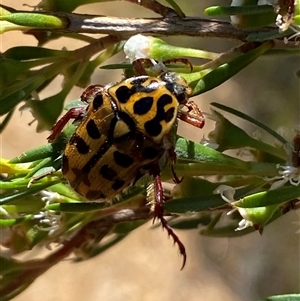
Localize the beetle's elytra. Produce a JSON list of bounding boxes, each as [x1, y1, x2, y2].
[[49, 61, 205, 269]]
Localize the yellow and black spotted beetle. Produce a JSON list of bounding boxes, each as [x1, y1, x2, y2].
[[48, 59, 205, 269]]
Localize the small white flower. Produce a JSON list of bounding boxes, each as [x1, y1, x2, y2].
[[267, 164, 300, 190], [33, 207, 61, 236], [39, 190, 62, 205], [214, 185, 255, 231], [123, 34, 154, 63], [214, 185, 238, 215], [38, 216, 61, 236], [123, 34, 168, 73], [214, 185, 236, 204], [266, 128, 300, 189], [236, 209, 254, 231]]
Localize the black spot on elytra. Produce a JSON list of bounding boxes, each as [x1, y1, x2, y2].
[[156, 94, 173, 120], [61, 155, 69, 175], [133, 97, 154, 115], [165, 107, 175, 122], [75, 139, 112, 186], [113, 151, 134, 168], [112, 179, 125, 191], [100, 164, 117, 181], [86, 119, 101, 139], [85, 190, 106, 200], [92, 93, 104, 110], [70, 139, 113, 191], [144, 94, 174, 137], [115, 77, 159, 104], [144, 120, 162, 137], [82, 176, 91, 187], [69, 133, 89, 154], [142, 147, 160, 160], [115, 85, 134, 104]]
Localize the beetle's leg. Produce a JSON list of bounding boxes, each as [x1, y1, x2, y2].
[[150, 166, 187, 270], [132, 58, 155, 75], [47, 106, 86, 142], [81, 84, 104, 103], [177, 100, 205, 129], [48, 85, 104, 141], [167, 146, 183, 184], [163, 58, 193, 72]]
